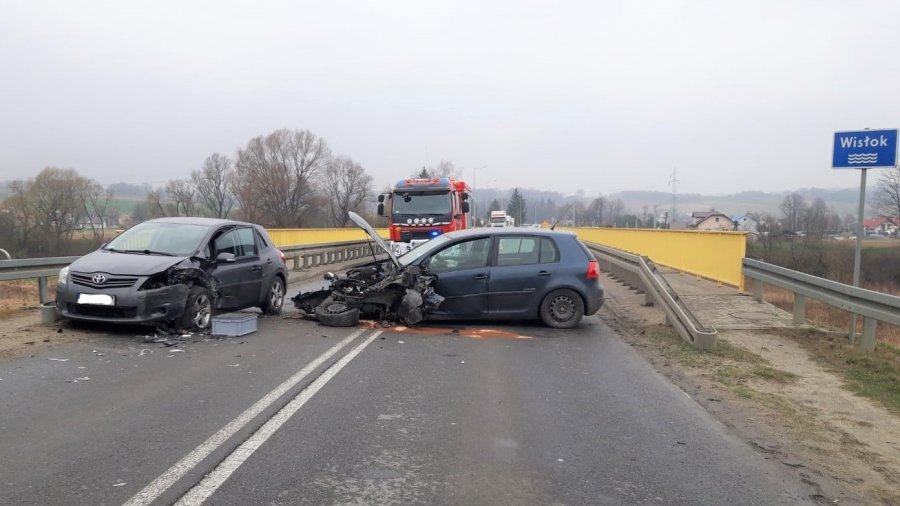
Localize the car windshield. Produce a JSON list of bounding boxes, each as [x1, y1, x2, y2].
[[104, 222, 210, 256], [398, 234, 453, 266], [392, 190, 451, 216]]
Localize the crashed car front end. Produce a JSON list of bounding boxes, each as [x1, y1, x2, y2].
[[56, 258, 217, 325], [292, 260, 443, 326]]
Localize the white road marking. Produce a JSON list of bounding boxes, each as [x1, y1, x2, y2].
[[175, 330, 383, 506], [123, 328, 369, 506]]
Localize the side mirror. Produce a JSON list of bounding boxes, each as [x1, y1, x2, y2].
[[462, 202, 470, 213], [215, 252, 236, 263], [377, 203, 385, 216], [377, 194, 385, 203]]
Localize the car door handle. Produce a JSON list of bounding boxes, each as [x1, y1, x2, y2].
[[537, 271, 551, 277], [474, 273, 488, 280], [251, 265, 262, 272]]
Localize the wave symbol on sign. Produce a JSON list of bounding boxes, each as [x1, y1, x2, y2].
[[847, 153, 878, 164]]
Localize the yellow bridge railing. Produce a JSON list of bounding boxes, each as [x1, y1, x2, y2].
[[563, 227, 747, 290], [267, 226, 747, 290], [266, 228, 389, 247]]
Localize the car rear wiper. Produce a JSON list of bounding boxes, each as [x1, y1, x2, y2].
[[123, 249, 175, 256]]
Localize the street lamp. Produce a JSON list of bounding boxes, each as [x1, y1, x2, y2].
[[471, 165, 486, 226]]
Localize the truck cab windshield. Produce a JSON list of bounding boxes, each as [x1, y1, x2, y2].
[[392, 190, 451, 216]]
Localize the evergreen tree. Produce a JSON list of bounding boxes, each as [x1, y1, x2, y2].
[[506, 188, 526, 225]]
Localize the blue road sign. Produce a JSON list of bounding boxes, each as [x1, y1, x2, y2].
[[832, 129, 898, 169]]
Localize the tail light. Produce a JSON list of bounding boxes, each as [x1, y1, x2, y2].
[[278, 249, 286, 265], [586, 260, 600, 280]]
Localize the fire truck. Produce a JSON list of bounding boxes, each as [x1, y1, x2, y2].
[[377, 177, 472, 255]]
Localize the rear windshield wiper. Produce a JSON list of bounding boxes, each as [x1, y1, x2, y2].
[[122, 249, 175, 256]]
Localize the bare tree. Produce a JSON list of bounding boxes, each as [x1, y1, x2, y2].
[[588, 196, 607, 226], [192, 153, 236, 218], [78, 180, 114, 243], [27, 168, 85, 240], [321, 156, 373, 227], [606, 199, 625, 226], [780, 193, 807, 233], [872, 166, 900, 220], [165, 179, 196, 216], [144, 188, 171, 218], [748, 212, 780, 260], [233, 129, 331, 227]]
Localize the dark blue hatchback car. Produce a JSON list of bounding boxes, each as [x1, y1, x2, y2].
[[295, 212, 604, 328]]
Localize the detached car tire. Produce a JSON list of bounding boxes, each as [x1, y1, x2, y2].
[[540, 288, 584, 329], [315, 299, 360, 327], [176, 286, 213, 330], [260, 276, 285, 315]]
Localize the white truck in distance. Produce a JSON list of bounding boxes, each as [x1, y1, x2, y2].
[[489, 211, 515, 227]]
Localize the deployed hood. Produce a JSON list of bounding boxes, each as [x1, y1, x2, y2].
[[349, 211, 401, 269], [70, 249, 188, 276]]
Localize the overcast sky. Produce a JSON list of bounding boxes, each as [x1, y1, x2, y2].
[[2, 0, 899, 196]]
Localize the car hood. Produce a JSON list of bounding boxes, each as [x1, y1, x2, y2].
[[70, 249, 188, 276], [349, 211, 401, 269]]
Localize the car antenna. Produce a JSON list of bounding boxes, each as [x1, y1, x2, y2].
[[550, 203, 572, 231]]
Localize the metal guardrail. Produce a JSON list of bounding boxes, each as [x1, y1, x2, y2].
[[0, 256, 81, 304], [586, 241, 718, 350], [743, 258, 900, 351], [0, 241, 385, 305]]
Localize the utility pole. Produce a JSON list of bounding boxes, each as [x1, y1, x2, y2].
[[669, 167, 680, 227]]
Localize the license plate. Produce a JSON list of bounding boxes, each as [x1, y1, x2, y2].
[[77, 294, 115, 306]]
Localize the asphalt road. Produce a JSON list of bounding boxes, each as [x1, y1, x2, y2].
[[0, 280, 817, 505]]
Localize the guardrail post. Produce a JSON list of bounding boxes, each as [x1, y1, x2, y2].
[[38, 276, 49, 304], [752, 278, 763, 302], [792, 294, 806, 325], [858, 318, 877, 352], [293, 256, 300, 270]]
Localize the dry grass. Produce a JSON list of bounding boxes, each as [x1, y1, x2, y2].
[[763, 285, 900, 346], [0, 279, 51, 318]]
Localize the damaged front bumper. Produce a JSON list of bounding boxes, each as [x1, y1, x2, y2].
[[56, 283, 190, 324]]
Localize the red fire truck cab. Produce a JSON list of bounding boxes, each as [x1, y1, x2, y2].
[[377, 177, 472, 255]]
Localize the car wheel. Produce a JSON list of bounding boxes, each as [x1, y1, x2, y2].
[[315, 299, 360, 327], [177, 286, 213, 330], [260, 276, 285, 315], [539, 289, 584, 329]]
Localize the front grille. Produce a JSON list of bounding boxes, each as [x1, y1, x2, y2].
[[400, 230, 437, 242], [71, 272, 138, 289], [69, 305, 137, 318]]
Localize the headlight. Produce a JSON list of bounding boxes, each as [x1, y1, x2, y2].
[[58, 266, 69, 286], [427, 217, 434, 224], [406, 218, 412, 224], [414, 218, 420, 224]]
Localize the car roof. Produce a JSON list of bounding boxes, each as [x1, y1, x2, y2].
[[146, 217, 257, 228], [442, 227, 577, 240]]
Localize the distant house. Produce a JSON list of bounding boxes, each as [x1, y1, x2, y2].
[[689, 210, 735, 231], [731, 214, 758, 233], [863, 216, 899, 236]]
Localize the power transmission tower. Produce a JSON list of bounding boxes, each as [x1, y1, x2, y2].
[[669, 167, 680, 228]]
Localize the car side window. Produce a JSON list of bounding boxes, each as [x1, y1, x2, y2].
[[236, 228, 258, 257], [540, 237, 560, 263], [428, 237, 491, 274], [497, 236, 540, 266], [214, 230, 240, 257]]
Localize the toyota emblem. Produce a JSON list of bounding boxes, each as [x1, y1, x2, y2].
[[92, 274, 107, 284]]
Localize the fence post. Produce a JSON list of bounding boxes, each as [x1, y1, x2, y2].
[[293, 256, 300, 270], [858, 318, 877, 352], [792, 294, 806, 325], [38, 276, 49, 304], [752, 278, 763, 302]]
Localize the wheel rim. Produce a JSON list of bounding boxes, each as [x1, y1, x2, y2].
[[323, 302, 349, 314], [270, 279, 284, 309], [549, 294, 575, 323], [192, 294, 212, 328]]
